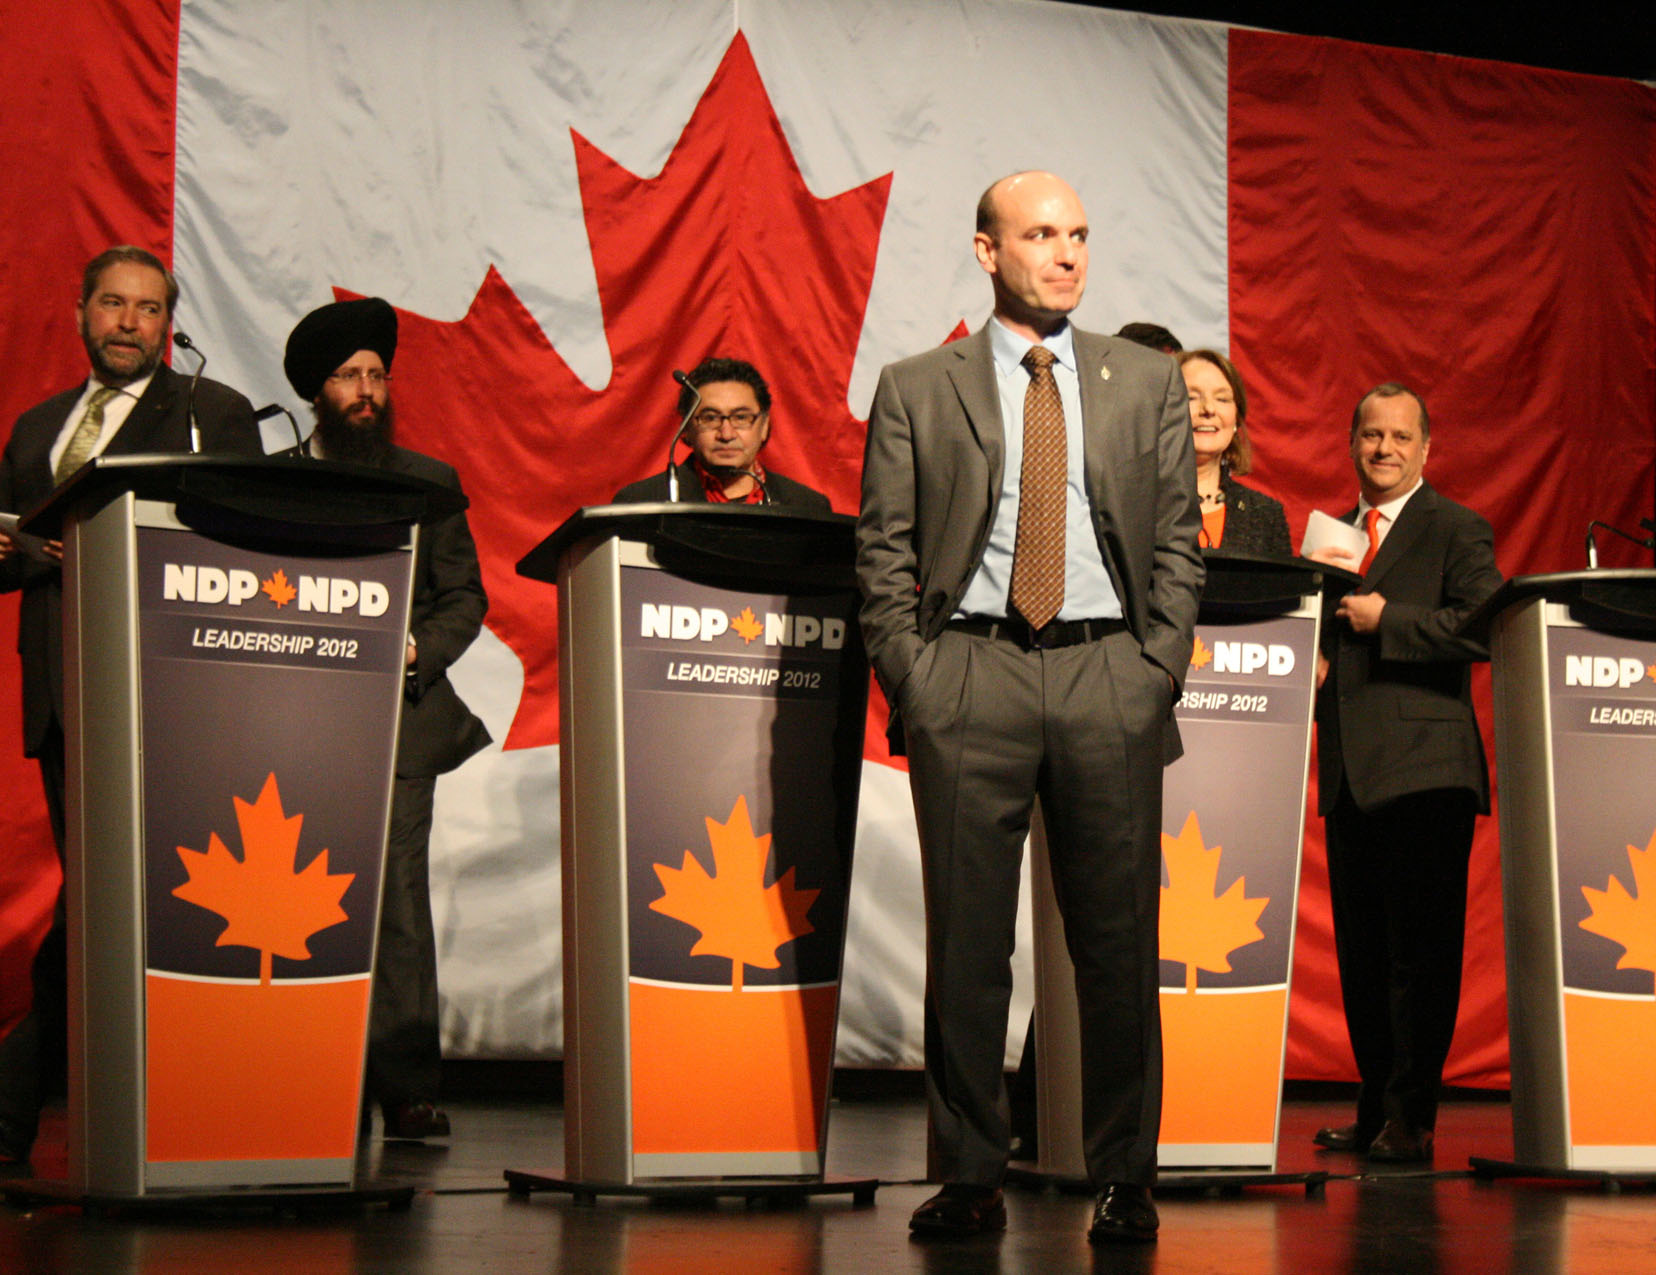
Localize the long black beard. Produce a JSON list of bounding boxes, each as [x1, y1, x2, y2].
[[312, 396, 394, 466]]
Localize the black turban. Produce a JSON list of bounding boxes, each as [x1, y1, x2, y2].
[[283, 297, 398, 400]]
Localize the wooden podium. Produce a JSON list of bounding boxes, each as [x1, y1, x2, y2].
[[509, 503, 874, 1203], [1476, 569, 1656, 1180], [14, 454, 457, 1201], [1022, 551, 1341, 1186]]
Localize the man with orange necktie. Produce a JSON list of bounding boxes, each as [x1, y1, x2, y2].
[[1309, 382, 1503, 1164]]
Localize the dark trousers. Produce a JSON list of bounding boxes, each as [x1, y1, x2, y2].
[[0, 724, 68, 1146], [365, 774, 443, 1111], [901, 626, 1167, 1188], [1325, 783, 1476, 1134]]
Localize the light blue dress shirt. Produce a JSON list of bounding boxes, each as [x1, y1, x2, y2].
[[954, 318, 1123, 622]]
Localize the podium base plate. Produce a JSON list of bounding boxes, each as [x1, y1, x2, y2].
[[1005, 1164, 1329, 1198], [0, 1177, 415, 1216], [504, 1169, 878, 1207], [1470, 1156, 1656, 1192]]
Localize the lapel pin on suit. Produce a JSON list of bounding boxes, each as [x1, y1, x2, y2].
[[1099, 364, 1111, 381]]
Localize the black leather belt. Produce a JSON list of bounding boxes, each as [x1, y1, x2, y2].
[[946, 615, 1127, 650]]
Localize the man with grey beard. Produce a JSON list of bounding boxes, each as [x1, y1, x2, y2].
[[284, 297, 491, 1141]]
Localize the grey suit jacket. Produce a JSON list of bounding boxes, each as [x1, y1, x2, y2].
[[1315, 480, 1503, 815], [856, 324, 1204, 733]]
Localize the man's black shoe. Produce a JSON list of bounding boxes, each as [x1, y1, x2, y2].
[[909, 1184, 1006, 1236], [1366, 1119, 1434, 1163], [1312, 1122, 1375, 1153], [383, 1101, 451, 1140], [1088, 1182, 1158, 1244]]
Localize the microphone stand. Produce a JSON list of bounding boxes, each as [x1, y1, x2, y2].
[[172, 331, 206, 453], [254, 403, 307, 455], [666, 370, 703, 502]]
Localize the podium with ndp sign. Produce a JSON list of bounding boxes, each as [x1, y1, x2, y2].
[[15, 454, 457, 1201], [511, 503, 871, 1200], [1474, 569, 1656, 1180], [1022, 551, 1339, 1184]]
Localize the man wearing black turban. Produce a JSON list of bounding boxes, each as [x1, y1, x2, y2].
[[285, 297, 491, 1141]]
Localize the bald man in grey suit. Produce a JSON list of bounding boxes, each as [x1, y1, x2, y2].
[[856, 172, 1202, 1243]]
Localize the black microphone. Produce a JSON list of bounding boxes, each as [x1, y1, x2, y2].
[[254, 403, 306, 455], [733, 469, 771, 505], [666, 370, 702, 502], [1586, 519, 1656, 569], [172, 331, 205, 453]]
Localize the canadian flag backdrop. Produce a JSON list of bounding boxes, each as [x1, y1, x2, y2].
[[2, 0, 1652, 1087]]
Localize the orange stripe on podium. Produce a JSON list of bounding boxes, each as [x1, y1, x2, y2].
[[629, 982, 839, 1155], [145, 974, 369, 1162], [1160, 986, 1287, 1144], [1563, 990, 1656, 1148]]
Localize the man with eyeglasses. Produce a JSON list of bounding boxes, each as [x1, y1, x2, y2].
[[614, 356, 832, 509], [283, 297, 491, 1142], [0, 245, 261, 1166]]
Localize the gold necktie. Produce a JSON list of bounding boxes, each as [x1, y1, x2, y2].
[[1009, 346, 1066, 631], [55, 385, 119, 484]]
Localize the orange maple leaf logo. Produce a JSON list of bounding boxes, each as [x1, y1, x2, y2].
[[173, 773, 355, 985], [261, 568, 296, 607], [731, 606, 763, 644], [1646, 662, 1656, 685], [1580, 829, 1656, 995], [1159, 810, 1268, 993], [1189, 635, 1212, 670], [649, 795, 818, 991]]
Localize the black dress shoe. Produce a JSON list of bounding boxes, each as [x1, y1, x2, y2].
[[1088, 1182, 1158, 1244], [383, 1101, 451, 1140], [1366, 1119, 1433, 1163], [909, 1184, 1006, 1236], [1313, 1122, 1375, 1152]]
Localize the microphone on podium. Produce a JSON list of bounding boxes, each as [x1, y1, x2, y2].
[[665, 370, 703, 502], [172, 331, 206, 454]]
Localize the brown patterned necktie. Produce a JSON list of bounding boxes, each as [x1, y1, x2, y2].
[[54, 384, 119, 484], [1009, 345, 1066, 631]]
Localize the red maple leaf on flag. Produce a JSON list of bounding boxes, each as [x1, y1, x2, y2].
[[365, 35, 892, 753]]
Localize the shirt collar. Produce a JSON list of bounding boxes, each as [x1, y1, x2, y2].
[[1357, 477, 1424, 523], [86, 370, 155, 404], [988, 315, 1076, 376]]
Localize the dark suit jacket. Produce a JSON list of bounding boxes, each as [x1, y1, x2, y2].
[[299, 444, 491, 779], [1315, 480, 1503, 815], [1216, 473, 1292, 556], [856, 323, 1204, 718], [614, 461, 833, 512], [0, 365, 262, 754]]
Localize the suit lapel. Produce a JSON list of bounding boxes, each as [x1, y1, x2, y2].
[[946, 327, 1005, 502], [105, 366, 180, 456], [1073, 328, 1124, 530], [1363, 482, 1436, 587]]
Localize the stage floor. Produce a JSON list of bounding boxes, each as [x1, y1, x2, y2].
[[3, 1081, 1651, 1273]]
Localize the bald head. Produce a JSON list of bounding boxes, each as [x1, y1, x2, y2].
[[972, 171, 1089, 340], [976, 171, 1078, 239]]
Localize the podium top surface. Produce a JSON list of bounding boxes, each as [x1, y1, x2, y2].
[[518, 502, 856, 587], [1463, 568, 1656, 640], [1199, 547, 1357, 612], [19, 453, 467, 538]]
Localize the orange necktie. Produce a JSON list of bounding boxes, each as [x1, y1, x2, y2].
[[1358, 508, 1382, 574]]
